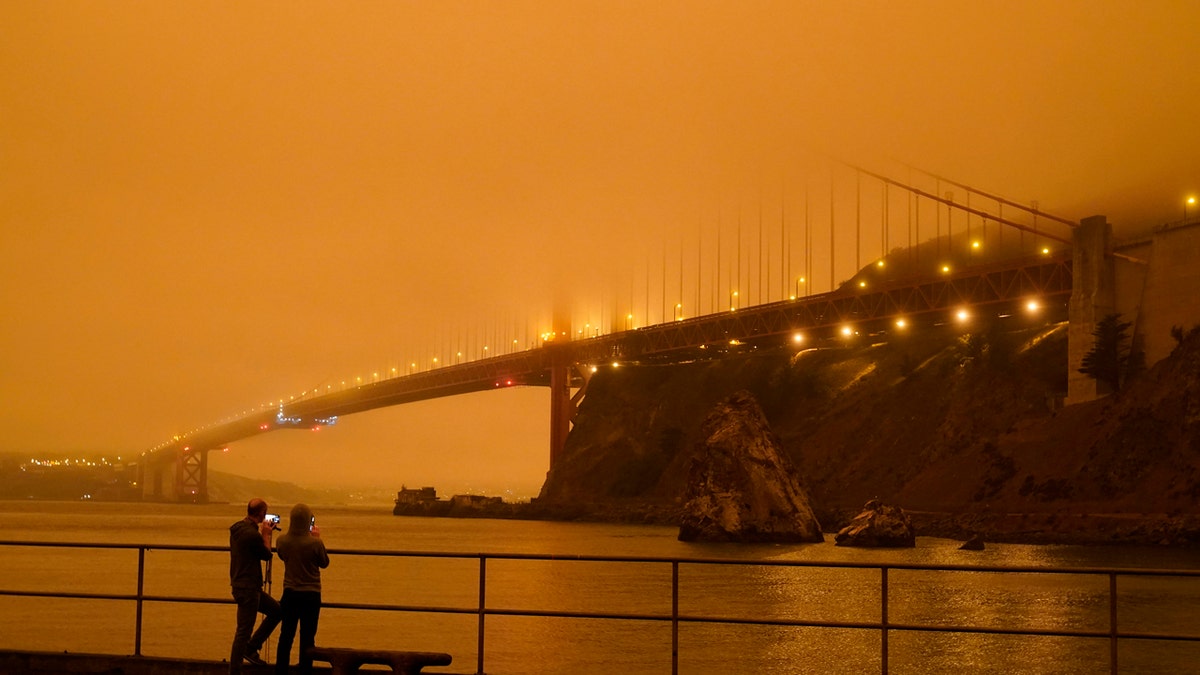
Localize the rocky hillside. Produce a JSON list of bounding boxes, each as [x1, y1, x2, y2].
[[539, 319, 1200, 545]]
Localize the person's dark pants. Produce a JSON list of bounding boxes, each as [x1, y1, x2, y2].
[[230, 586, 281, 673], [275, 589, 322, 675]]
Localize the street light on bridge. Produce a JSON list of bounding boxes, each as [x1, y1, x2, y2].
[[674, 303, 683, 321], [1187, 196, 1196, 222], [729, 290, 739, 312], [792, 276, 806, 300]]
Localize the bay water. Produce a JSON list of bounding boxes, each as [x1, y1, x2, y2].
[[1, 501, 1199, 674]]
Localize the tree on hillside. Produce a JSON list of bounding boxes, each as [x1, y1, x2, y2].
[[1078, 313, 1133, 392]]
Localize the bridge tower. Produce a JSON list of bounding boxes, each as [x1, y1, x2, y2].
[[139, 446, 211, 502], [1067, 215, 1115, 403], [547, 344, 593, 469]]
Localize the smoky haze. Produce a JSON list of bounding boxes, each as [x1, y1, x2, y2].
[[2, 2, 1197, 498]]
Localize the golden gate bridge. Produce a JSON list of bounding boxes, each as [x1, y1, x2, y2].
[[141, 163, 1079, 501]]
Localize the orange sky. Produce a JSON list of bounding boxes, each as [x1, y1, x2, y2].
[[2, 2, 1197, 498]]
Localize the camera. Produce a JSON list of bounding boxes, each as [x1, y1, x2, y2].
[[265, 513, 281, 530]]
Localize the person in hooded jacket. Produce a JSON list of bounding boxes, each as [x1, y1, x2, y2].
[[274, 503, 330, 674], [228, 497, 281, 671]]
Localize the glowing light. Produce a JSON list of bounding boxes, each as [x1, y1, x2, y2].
[[941, 265, 951, 274], [858, 280, 867, 288], [1026, 299, 1040, 313], [956, 308, 970, 322], [792, 332, 804, 343], [841, 325, 853, 337], [590, 365, 598, 373], [276, 405, 303, 425], [611, 361, 620, 368], [876, 260, 885, 268], [971, 240, 981, 249], [896, 318, 907, 329], [1042, 247, 1050, 255]]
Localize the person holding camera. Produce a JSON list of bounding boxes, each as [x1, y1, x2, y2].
[[229, 497, 282, 671], [274, 503, 329, 675]]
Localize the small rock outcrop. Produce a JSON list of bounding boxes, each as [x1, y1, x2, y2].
[[678, 391, 824, 543], [834, 500, 916, 547]]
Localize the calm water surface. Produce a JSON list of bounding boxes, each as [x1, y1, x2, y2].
[[1, 501, 1198, 674]]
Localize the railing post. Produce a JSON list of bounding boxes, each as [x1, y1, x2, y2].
[[1109, 572, 1118, 675], [880, 566, 889, 675], [671, 561, 679, 675], [477, 556, 486, 675], [135, 547, 145, 657]]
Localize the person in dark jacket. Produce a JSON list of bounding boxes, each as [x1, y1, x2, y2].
[[275, 503, 330, 675], [229, 498, 282, 671]]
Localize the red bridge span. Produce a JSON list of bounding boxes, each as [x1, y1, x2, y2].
[[142, 248, 1073, 501]]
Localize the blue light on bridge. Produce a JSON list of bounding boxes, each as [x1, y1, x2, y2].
[[276, 405, 303, 426]]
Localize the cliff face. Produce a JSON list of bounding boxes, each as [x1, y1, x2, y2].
[[538, 322, 1200, 544]]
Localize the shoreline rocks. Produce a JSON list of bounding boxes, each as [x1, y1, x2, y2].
[[677, 391, 824, 543], [833, 500, 916, 547]]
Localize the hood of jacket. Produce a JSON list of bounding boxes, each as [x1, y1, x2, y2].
[[286, 502, 314, 536]]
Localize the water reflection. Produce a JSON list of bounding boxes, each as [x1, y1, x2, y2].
[[3, 505, 1200, 674]]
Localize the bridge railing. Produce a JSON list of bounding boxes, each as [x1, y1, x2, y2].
[[1, 539, 1198, 674]]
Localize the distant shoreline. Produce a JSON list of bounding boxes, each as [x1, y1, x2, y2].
[[392, 500, 1200, 547]]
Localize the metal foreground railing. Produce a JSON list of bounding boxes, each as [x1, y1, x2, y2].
[[1, 540, 1199, 674]]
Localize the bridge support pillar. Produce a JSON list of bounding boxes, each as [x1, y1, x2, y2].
[[138, 448, 209, 502], [1067, 215, 1115, 404], [176, 448, 208, 502], [548, 361, 594, 470]]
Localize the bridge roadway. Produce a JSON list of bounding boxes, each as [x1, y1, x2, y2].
[[142, 251, 1073, 501]]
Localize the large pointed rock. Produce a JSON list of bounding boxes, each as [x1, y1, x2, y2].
[[678, 391, 824, 543], [833, 500, 916, 547]]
